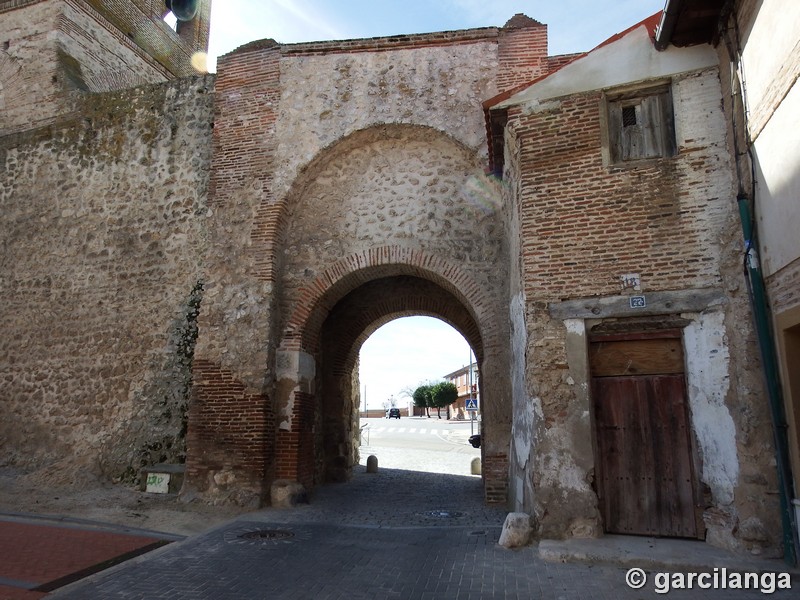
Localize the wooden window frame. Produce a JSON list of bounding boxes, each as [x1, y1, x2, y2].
[[600, 82, 677, 166]]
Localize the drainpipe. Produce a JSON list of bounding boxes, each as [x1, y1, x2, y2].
[[737, 198, 798, 566]]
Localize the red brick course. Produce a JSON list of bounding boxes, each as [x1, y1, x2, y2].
[[510, 90, 723, 300], [185, 360, 273, 499]]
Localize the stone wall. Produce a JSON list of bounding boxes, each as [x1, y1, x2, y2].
[[0, 75, 214, 481]]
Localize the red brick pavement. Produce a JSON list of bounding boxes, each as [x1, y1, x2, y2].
[[0, 519, 169, 599]]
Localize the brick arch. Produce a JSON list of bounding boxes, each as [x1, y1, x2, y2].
[[278, 246, 498, 359], [322, 276, 483, 377], [275, 259, 500, 487], [316, 274, 484, 483]]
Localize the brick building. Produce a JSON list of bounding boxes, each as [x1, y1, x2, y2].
[[0, 1, 796, 560], [443, 362, 479, 420]]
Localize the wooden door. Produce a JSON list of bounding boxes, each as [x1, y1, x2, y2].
[[591, 333, 702, 538]]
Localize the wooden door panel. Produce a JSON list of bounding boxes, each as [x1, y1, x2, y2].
[[593, 374, 698, 538], [648, 376, 697, 537], [589, 338, 684, 376]]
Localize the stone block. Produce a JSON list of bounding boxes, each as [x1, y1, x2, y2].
[[498, 512, 534, 548], [470, 457, 481, 475], [366, 455, 378, 473], [140, 464, 185, 494], [270, 479, 308, 508]]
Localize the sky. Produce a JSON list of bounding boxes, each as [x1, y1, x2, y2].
[[202, 0, 666, 408], [358, 317, 473, 411], [206, 0, 666, 72]]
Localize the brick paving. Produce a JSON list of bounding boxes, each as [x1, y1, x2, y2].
[[48, 464, 797, 600], [0, 518, 174, 600]]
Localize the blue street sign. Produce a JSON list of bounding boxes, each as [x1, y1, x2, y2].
[[465, 398, 478, 411]]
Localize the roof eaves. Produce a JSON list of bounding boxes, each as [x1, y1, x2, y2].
[[482, 52, 586, 111], [485, 11, 662, 111]]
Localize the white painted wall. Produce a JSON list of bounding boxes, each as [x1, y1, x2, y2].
[[752, 82, 800, 275], [497, 23, 716, 108], [739, 1, 800, 131], [736, 0, 800, 278], [683, 311, 740, 506]]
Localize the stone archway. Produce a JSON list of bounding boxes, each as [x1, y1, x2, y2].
[[184, 123, 512, 506], [271, 247, 509, 502], [305, 274, 483, 485], [269, 124, 511, 502]]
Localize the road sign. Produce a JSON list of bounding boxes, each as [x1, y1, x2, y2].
[[465, 398, 478, 411]]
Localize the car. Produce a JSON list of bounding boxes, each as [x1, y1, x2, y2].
[[468, 434, 481, 448], [387, 408, 401, 419]]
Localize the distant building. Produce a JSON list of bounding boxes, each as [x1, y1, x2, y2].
[[443, 363, 479, 420]]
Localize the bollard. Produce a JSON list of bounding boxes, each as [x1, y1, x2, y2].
[[366, 455, 379, 473], [470, 457, 481, 475]]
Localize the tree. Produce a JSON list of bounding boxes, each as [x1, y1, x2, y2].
[[412, 384, 432, 418], [431, 381, 458, 420]]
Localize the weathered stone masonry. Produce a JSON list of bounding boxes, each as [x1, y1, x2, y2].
[[0, 74, 214, 478], [0, 0, 211, 135], [186, 20, 555, 504]]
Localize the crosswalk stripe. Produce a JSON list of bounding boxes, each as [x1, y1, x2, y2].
[[363, 426, 466, 437]]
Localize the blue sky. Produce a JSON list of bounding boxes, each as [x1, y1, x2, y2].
[[203, 0, 665, 408], [207, 0, 666, 71]]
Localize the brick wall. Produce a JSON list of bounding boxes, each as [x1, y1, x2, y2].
[[482, 453, 509, 504], [497, 18, 548, 93], [185, 360, 273, 503], [513, 70, 731, 301]]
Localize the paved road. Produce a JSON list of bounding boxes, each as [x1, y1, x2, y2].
[[49, 448, 797, 599], [359, 416, 480, 453]]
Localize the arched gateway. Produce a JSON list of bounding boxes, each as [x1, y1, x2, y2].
[[184, 111, 513, 505]]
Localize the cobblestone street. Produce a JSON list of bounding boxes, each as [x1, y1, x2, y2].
[[47, 447, 797, 599]]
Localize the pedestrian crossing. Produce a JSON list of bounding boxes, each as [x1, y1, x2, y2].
[[367, 426, 445, 435]]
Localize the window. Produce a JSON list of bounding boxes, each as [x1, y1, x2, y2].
[[605, 85, 676, 163]]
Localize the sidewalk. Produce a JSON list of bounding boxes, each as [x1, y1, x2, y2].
[[41, 448, 797, 599]]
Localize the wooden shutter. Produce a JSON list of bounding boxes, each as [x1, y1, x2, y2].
[[606, 86, 676, 163]]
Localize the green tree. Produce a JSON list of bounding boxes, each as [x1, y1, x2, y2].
[[412, 384, 433, 418], [431, 381, 459, 420]]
